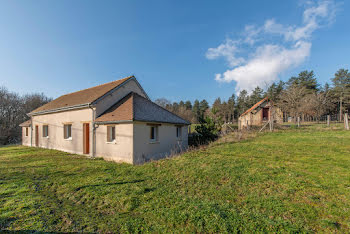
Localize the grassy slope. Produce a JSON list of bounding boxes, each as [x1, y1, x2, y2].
[[1, 128, 350, 233]]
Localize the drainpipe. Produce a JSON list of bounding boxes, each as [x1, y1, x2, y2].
[[89, 104, 97, 158]]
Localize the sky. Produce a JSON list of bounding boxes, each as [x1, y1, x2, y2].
[[0, 0, 349, 104]]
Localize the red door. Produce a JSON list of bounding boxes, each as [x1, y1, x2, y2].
[[83, 123, 90, 154]]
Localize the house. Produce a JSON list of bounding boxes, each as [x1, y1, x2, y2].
[[19, 76, 190, 164], [238, 97, 283, 129]]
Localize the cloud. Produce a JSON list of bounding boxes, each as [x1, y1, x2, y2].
[[215, 41, 311, 92], [206, 39, 245, 67], [207, 0, 337, 94]]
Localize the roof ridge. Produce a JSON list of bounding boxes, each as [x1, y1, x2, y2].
[[61, 75, 134, 97]]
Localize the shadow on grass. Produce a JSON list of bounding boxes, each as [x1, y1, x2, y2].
[[75, 179, 145, 191]]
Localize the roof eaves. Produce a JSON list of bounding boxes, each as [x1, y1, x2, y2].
[[29, 103, 90, 116]]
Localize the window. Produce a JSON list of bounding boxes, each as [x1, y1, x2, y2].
[[107, 126, 116, 142], [176, 126, 182, 138], [25, 127, 29, 137], [64, 124, 72, 139], [42, 125, 49, 137], [150, 126, 158, 142]]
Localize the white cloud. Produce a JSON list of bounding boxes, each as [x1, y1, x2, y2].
[[215, 41, 311, 93], [206, 39, 245, 67], [207, 0, 337, 94]]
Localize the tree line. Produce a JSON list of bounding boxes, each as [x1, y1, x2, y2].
[[0, 87, 51, 144], [1, 68, 349, 144], [156, 68, 350, 124]]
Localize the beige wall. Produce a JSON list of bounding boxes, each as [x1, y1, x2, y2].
[[133, 122, 188, 164], [22, 127, 31, 146], [95, 123, 134, 164], [95, 79, 147, 117], [30, 108, 93, 155]]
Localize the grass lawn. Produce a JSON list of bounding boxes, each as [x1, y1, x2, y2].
[[1, 127, 350, 232]]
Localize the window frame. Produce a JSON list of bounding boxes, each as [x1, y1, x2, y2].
[[25, 127, 29, 137], [176, 126, 182, 139], [64, 124, 72, 140], [106, 125, 116, 143], [42, 125, 49, 138], [149, 125, 158, 142]]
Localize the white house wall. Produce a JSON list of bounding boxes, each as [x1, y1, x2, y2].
[[31, 108, 93, 155], [95, 123, 134, 164], [133, 122, 188, 164]]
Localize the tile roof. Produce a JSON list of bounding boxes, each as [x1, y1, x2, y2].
[[19, 120, 31, 127], [96, 92, 190, 125], [240, 97, 269, 117], [30, 76, 134, 114]]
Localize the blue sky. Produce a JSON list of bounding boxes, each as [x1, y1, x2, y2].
[[0, 0, 348, 104]]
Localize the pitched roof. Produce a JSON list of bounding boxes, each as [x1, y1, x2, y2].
[[240, 97, 269, 117], [95, 92, 190, 125], [19, 120, 31, 127], [30, 76, 134, 114]]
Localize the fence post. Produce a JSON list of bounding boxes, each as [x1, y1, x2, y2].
[[297, 117, 300, 127], [327, 115, 330, 127], [345, 113, 349, 130]]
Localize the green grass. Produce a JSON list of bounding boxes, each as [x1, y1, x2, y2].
[[1, 127, 350, 232]]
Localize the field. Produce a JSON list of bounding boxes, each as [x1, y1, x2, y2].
[[1, 126, 350, 232]]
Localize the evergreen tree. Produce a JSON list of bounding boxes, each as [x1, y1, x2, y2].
[[287, 70, 319, 91], [192, 99, 201, 122], [236, 90, 249, 116], [184, 100, 192, 110], [331, 68, 350, 119]]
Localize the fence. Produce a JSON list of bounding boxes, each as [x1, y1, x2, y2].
[[237, 113, 350, 132]]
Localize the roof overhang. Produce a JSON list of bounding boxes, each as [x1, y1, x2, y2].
[[29, 103, 91, 116]]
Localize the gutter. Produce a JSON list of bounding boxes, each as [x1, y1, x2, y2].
[[89, 104, 97, 158]]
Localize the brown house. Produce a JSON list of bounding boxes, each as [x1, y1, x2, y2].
[[238, 97, 283, 129]]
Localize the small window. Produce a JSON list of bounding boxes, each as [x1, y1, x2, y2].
[[150, 126, 158, 142], [107, 126, 116, 142], [25, 127, 29, 137], [64, 124, 72, 139], [42, 125, 49, 137], [176, 126, 182, 138]]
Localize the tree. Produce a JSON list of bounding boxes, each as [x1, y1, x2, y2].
[[287, 70, 319, 91], [199, 99, 209, 118], [192, 99, 201, 122], [155, 98, 171, 108], [266, 81, 284, 102], [331, 68, 350, 120], [0, 87, 51, 145], [249, 86, 264, 106], [184, 100, 192, 110], [278, 84, 308, 121], [227, 94, 235, 122], [236, 90, 249, 116]]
